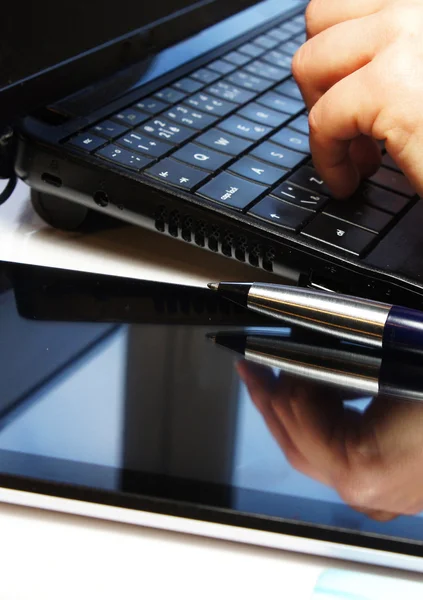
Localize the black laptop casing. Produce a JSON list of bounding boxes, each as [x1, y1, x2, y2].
[[5, 0, 423, 310]]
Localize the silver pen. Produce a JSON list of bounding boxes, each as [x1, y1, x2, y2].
[[207, 281, 423, 355]]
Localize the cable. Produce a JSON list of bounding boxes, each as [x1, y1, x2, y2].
[[0, 174, 17, 206], [0, 127, 17, 205]]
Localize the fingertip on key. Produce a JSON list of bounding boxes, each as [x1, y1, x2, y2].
[[313, 161, 361, 200]]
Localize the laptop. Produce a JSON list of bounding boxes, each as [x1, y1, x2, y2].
[[1, 0, 422, 308]]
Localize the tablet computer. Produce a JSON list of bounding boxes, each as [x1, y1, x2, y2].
[[1, 260, 423, 574]]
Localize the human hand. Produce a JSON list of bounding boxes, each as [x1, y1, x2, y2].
[[237, 360, 423, 521], [292, 0, 423, 198]]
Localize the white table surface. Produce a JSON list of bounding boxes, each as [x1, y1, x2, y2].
[[0, 182, 421, 598]]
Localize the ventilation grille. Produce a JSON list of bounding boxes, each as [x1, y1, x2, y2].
[[155, 206, 275, 272]]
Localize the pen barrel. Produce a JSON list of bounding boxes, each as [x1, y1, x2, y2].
[[383, 305, 423, 356], [248, 284, 390, 348]]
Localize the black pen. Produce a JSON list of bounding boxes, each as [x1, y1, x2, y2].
[[208, 331, 423, 401], [208, 282, 423, 355]]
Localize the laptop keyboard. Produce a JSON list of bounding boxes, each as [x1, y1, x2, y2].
[[64, 11, 417, 259]]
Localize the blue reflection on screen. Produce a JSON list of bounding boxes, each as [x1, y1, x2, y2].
[[0, 327, 128, 486]]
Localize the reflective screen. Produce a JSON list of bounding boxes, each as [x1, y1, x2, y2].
[[2, 261, 423, 550], [0, 0, 212, 88], [0, 0, 264, 90]]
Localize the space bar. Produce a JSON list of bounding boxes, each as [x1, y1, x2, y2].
[[364, 199, 423, 280]]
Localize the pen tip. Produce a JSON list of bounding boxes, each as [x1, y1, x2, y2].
[[207, 282, 219, 291]]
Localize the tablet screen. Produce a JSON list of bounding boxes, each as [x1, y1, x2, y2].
[[2, 260, 423, 557]]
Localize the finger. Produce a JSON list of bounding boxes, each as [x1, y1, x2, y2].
[[270, 381, 346, 486], [362, 394, 423, 458], [236, 361, 277, 412], [358, 508, 398, 522], [349, 136, 382, 181], [309, 65, 383, 198], [385, 125, 423, 198], [237, 363, 320, 479], [237, 362, 298, 456], [294, 15, 384, 108], [311, 136, 382, 190], [306, 0, 387, 38]]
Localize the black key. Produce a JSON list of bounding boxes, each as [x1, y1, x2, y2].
[[245, 60, 290, 82], [238, 103, 290, 128], [134, 98, 168, 114], [173, 77, 204, 93], [249, 196, 311, 231], [323, 200, 393, 234], [271, 128, 310, 154], [224, 51, 251, 66], [289, 167, 331, 196], [382, 153, 401, 173], [219, 116, 271, 141], [112, 108, 149, 127], [275, 79, 303, 100], [251, 141, 304, 170], [359, 183, 410, 215], [253, 35, 280, 50], [191, 68, 220, 84], [227, 71, 273, 93], [206, 81, 255, 104], [271, 182, 328, 211], [68, 133, 106, 153], [197, 172, 267, 210], [195, 129, 253, 156], [154, 87, 186, 103], [164, 105, 217, 130], [90, 120, 128, 140], [302, 214, 377, 256], [258, 92, 303, 115], [96, 145, 152, 171], [262, 50, 293, 70], [172, 143, 231, 172], [289, 114, 309, 135], [145, 158, 209, 191], [361, 200, 423, 278], [186, 92, 236, 117], [116, 132, 172, 158], [207, 59, 236, 75], [369, 167, 415, 197], [228, 156, 286, 186], [279, 40, 302, 57], [282, 19, 305, 34], [267, 28, 293, 43], [140, 118, 195, 144], [238, 43, 264, 58]]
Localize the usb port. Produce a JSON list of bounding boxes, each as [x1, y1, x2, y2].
[[41, 173, 62, 188]]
